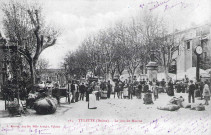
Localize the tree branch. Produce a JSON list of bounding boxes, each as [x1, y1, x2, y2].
[[43, 38, 56, 50]]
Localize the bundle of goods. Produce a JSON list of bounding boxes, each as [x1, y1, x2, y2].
[[157, 104, 180, 111], [167, 87, 174, 96], [34, 97, 57, 114], [181, 102, 191, 108], [26, 93, 38, 108], [195, 89, 201, 97], [157, 96, 185, 111], [101, 91, 107, 99], [190, 103, 205, 111], [169, 96, 184, 107], [7, 100, 21, 116], [143, 92, 153, 104]]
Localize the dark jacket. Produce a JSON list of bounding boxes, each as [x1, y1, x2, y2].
[[138, 84, 142, 92], [189, 84, 196, 94], [71, 84, 75, 93], [79, 85, 86, 93]]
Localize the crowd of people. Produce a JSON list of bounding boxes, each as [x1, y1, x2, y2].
[[175, 78, 211, 105], [66, 78, 167, 103], [65, 77, 211, 106]]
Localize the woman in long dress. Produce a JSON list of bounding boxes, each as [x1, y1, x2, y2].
[[123, 82, 129, 99], [153, 80, 158, 100], [167, 79, 174, 96], [203, 82, 210, 105]]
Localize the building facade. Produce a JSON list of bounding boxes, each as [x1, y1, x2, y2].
[[0, 33, 7, 88], [37, 69, 66, 86], [172, 24, 211, 74]]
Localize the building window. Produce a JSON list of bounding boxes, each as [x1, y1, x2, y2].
[[201, 39, 208, 48], [187, 41, 190, 50]]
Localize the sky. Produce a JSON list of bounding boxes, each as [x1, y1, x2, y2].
[[0, 0, 210, 69]]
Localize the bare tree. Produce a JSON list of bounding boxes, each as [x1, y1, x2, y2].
[[36, 58, 49, 70], [64, 11, 176, 82], [1, 1, 59, 84]]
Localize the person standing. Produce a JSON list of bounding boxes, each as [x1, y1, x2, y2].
[[177, 81, 183, 93], [200, 81, 204, 100], [94, 82, 101, 101], [153, 80, 159, 100], [71, 81, 76, 103], [75, 82, 79, 102], [137, 81, 142, 99], [107, 80, 112, 99], [67, 81, 71, 103], [148, 81, 153, 92], [143, 82, 149, 93], [128, 83, 133, 99], [86, 82, 94, 102], [79, 83, 86, 101], [114, 82, 119, 99], [119, 81, 124, 99], [160, 79, 166, 93], [188, 80, 196, 103], [85, 83, 90, 102], [123, 81, 129, 99], [167, 79, 174, 96], [142, 79, 146, 86], [203, 81, 210, 105]]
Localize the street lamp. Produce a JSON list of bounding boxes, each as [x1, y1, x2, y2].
[[194, 45, 203, 82]]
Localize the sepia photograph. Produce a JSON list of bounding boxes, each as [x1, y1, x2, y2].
[[0, 0, 211, 134]]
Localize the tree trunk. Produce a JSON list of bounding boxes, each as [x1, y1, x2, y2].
[[29, 61, 36, 85], [131, 69, 136, 83], [164, 66, 169, 81], [111, 71, 115, 80]]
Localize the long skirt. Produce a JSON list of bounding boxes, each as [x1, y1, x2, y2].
[[167, 87, 174, 96], [123, 88, 128, 97], [88, 94, 97, 109]]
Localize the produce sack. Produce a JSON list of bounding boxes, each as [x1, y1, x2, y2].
[[26, 93, 38, 108], [195, 104, 205, 111], [34, 97, 57, 114], [190, 103, 205, 111], [167, 88, 174, 96], [169, 96, 184, 107], [143, 93, 153, 104], [195, 90, 201, 97], [169, 97, 178, 104], [176, 97, 185, 107], [157, 104, 180, 111], [181, 102, 191, 108]]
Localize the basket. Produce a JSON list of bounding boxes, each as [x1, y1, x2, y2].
[[7, 104, 21, 116]]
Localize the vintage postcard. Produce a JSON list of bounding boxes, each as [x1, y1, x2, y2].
[[0, 0, 211, 135]]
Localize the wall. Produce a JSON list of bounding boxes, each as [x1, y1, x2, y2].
[[0, 34, 6, 88], [173, 24, 211, 73]]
